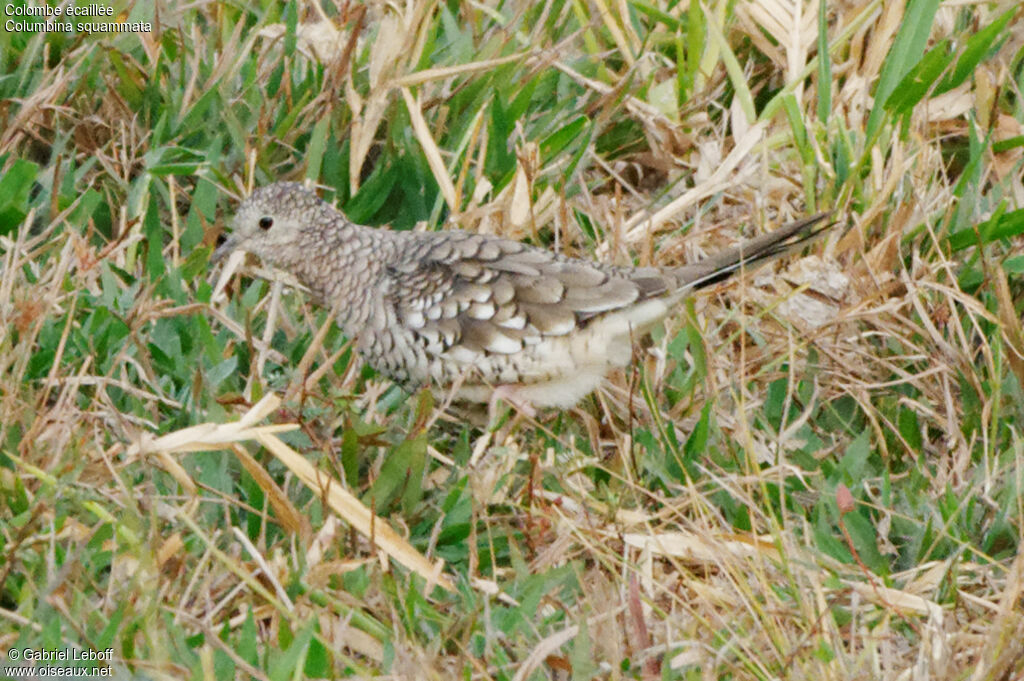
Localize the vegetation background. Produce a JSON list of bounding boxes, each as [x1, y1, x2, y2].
[[2, 0, 1024, 679]]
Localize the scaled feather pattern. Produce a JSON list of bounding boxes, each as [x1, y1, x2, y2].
[[215, 183, 831, 408]]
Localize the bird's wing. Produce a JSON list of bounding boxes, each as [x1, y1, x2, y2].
[[379, 212, 832, 360], [381, 231, 663, 358]]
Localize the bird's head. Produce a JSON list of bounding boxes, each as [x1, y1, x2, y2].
[[213, 182, 327, 266]]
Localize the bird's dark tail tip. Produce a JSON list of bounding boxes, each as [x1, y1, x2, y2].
[[682, 211, 836, 290]]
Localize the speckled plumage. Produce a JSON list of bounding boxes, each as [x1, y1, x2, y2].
[[214, 182, 831, 409]]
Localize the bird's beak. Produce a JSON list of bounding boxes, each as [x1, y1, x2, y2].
[[211, 233, 239, 264]]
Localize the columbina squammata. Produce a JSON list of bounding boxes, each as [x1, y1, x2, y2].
[[214, 183, 831, 410]]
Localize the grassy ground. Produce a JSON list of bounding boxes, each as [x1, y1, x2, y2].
[[2, 0, 1024, 679]]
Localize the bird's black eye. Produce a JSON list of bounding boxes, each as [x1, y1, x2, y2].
[[259, 216, 274, 231]]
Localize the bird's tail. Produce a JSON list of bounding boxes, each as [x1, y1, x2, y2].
[[670, 212, 834, 291]]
